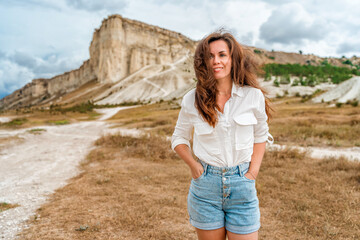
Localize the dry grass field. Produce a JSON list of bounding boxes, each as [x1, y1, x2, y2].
[[12, 97, 360, 239]]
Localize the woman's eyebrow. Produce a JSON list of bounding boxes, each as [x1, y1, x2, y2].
[[210, 50, 227, 55]]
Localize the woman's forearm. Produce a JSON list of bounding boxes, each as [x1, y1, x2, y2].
[[248, 142, 266, 178], [174, 144, 204, 179], [174, 144, 197, 167]]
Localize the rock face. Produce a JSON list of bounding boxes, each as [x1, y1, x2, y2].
[[0, 15, 196, 109], [312, 76, 360, 103], [1, 14, 358, 110]]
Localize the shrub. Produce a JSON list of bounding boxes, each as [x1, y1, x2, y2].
[[336, 102, 342, 108], [254, 49, 262, 54], [342, 59, 353, 65], [279, 74, 291, 84], [292, 79, 300, 86], [273, 79, 280, 87]]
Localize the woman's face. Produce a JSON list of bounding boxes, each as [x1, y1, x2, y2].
[[209, 40, 232, 82]]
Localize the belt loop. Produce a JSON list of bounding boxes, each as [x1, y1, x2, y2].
[[238, 164, 243, 177], [203, 162, 208, 175]]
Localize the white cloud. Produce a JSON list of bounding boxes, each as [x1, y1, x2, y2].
[[0, 59, 35, 99], [65, 0, 128, 12], [0, 50, 86, 98], [259, 2, 327, 45]]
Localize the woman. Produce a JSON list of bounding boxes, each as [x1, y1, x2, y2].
[[171, 31, 273, 240]]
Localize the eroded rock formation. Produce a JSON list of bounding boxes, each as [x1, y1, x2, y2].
[[0, 14, 196, 109]]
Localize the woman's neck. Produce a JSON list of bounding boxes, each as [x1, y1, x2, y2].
[[216, 78, 232, 95]]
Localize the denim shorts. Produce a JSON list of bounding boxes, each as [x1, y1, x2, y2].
[[187, 160, 260, 234]]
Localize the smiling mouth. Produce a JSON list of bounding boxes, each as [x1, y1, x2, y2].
[[213, 67, 223, 72]]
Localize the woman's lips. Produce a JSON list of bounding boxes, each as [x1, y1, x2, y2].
[[213, 67, 223, 72]]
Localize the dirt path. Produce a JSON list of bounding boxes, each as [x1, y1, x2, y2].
[[0, 107, 134, 240], [269, 144, 360, 161]]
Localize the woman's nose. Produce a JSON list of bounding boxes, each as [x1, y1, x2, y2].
[[213, 55, 220, 64]]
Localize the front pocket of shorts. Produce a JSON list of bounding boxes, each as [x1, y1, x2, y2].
[[194, 123, 221, 154], [193, 170, 206, 181], [233, 113, 257, 150], [243, 174, 256, 182]]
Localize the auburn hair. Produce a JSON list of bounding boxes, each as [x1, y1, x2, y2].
[[194, 30, 273, 127]]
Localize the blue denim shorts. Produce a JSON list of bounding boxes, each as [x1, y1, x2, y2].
[[187, 161, 260, 234]]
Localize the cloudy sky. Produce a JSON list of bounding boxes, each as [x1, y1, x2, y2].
[[1, 0, 359, 99]]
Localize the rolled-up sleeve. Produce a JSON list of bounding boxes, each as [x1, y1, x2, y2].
[[171, 99, 193, 151], [253, 93, 272, 144]]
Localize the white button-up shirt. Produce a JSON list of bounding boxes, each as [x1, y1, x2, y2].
[[171, 83, 273, 167]]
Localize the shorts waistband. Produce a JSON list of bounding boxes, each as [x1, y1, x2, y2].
[[198, 160, 250, 177]]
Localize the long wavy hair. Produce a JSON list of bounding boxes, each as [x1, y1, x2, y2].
[[194, 31, 273, 127]]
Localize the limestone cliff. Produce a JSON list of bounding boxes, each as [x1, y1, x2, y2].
[[0, 14, 196, 109]]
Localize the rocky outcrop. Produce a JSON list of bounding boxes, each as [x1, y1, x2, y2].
[[0, 14, 195, 109], [312, 76, 360, 103], [90, 15, 194, 83]]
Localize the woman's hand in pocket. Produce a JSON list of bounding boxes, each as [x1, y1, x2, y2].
[[190, 162, 204, 180], [244, 171, 256, 180]]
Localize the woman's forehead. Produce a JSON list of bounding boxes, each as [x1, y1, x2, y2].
[[209, 40, 229, 53]]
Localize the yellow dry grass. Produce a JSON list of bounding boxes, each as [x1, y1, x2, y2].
[[14, 99, 360, 239], [269, 98, 360, 147], [0, 109, 100, 129]]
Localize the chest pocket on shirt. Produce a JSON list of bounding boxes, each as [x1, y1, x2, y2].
[[194, 123, 221, 154], [233, 113, 257, 150]]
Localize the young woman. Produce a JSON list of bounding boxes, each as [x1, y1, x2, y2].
[[171, 31, 273, 240]]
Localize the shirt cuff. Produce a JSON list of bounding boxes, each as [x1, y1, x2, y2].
[[171, 138, 191, 151], [254, 133, 274, 144]]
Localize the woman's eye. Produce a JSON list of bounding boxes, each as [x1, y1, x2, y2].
[[220, 54, 226, 57]]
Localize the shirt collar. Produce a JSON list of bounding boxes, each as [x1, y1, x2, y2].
[[231, 82, 244, 97]]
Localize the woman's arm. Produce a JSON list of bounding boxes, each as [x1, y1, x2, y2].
[[246, 142, 266, 180], [172, 96, 203, 179], [174, 144, 204, 179]]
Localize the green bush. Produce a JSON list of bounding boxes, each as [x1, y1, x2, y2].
[[254, 49, 262, 54], [262, 63, 358, 85], [342, 59, 353, 65], [336, 102, 342, 108], [273, 79, 280, 87], [292, 79, 300, 86], [280, 74, 291, 84]]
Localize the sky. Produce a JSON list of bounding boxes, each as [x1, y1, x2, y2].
[[1, 0, 359, 99]]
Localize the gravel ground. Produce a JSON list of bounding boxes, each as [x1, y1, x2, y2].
[[0, 108, 130, 240]]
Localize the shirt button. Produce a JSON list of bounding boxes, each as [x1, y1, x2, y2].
[[223, 177, 226, 181]]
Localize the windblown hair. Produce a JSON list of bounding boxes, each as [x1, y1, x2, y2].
[[194, 30, 273, 127]]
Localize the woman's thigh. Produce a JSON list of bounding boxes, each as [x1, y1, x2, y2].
[[196, 227, 226, 240]]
